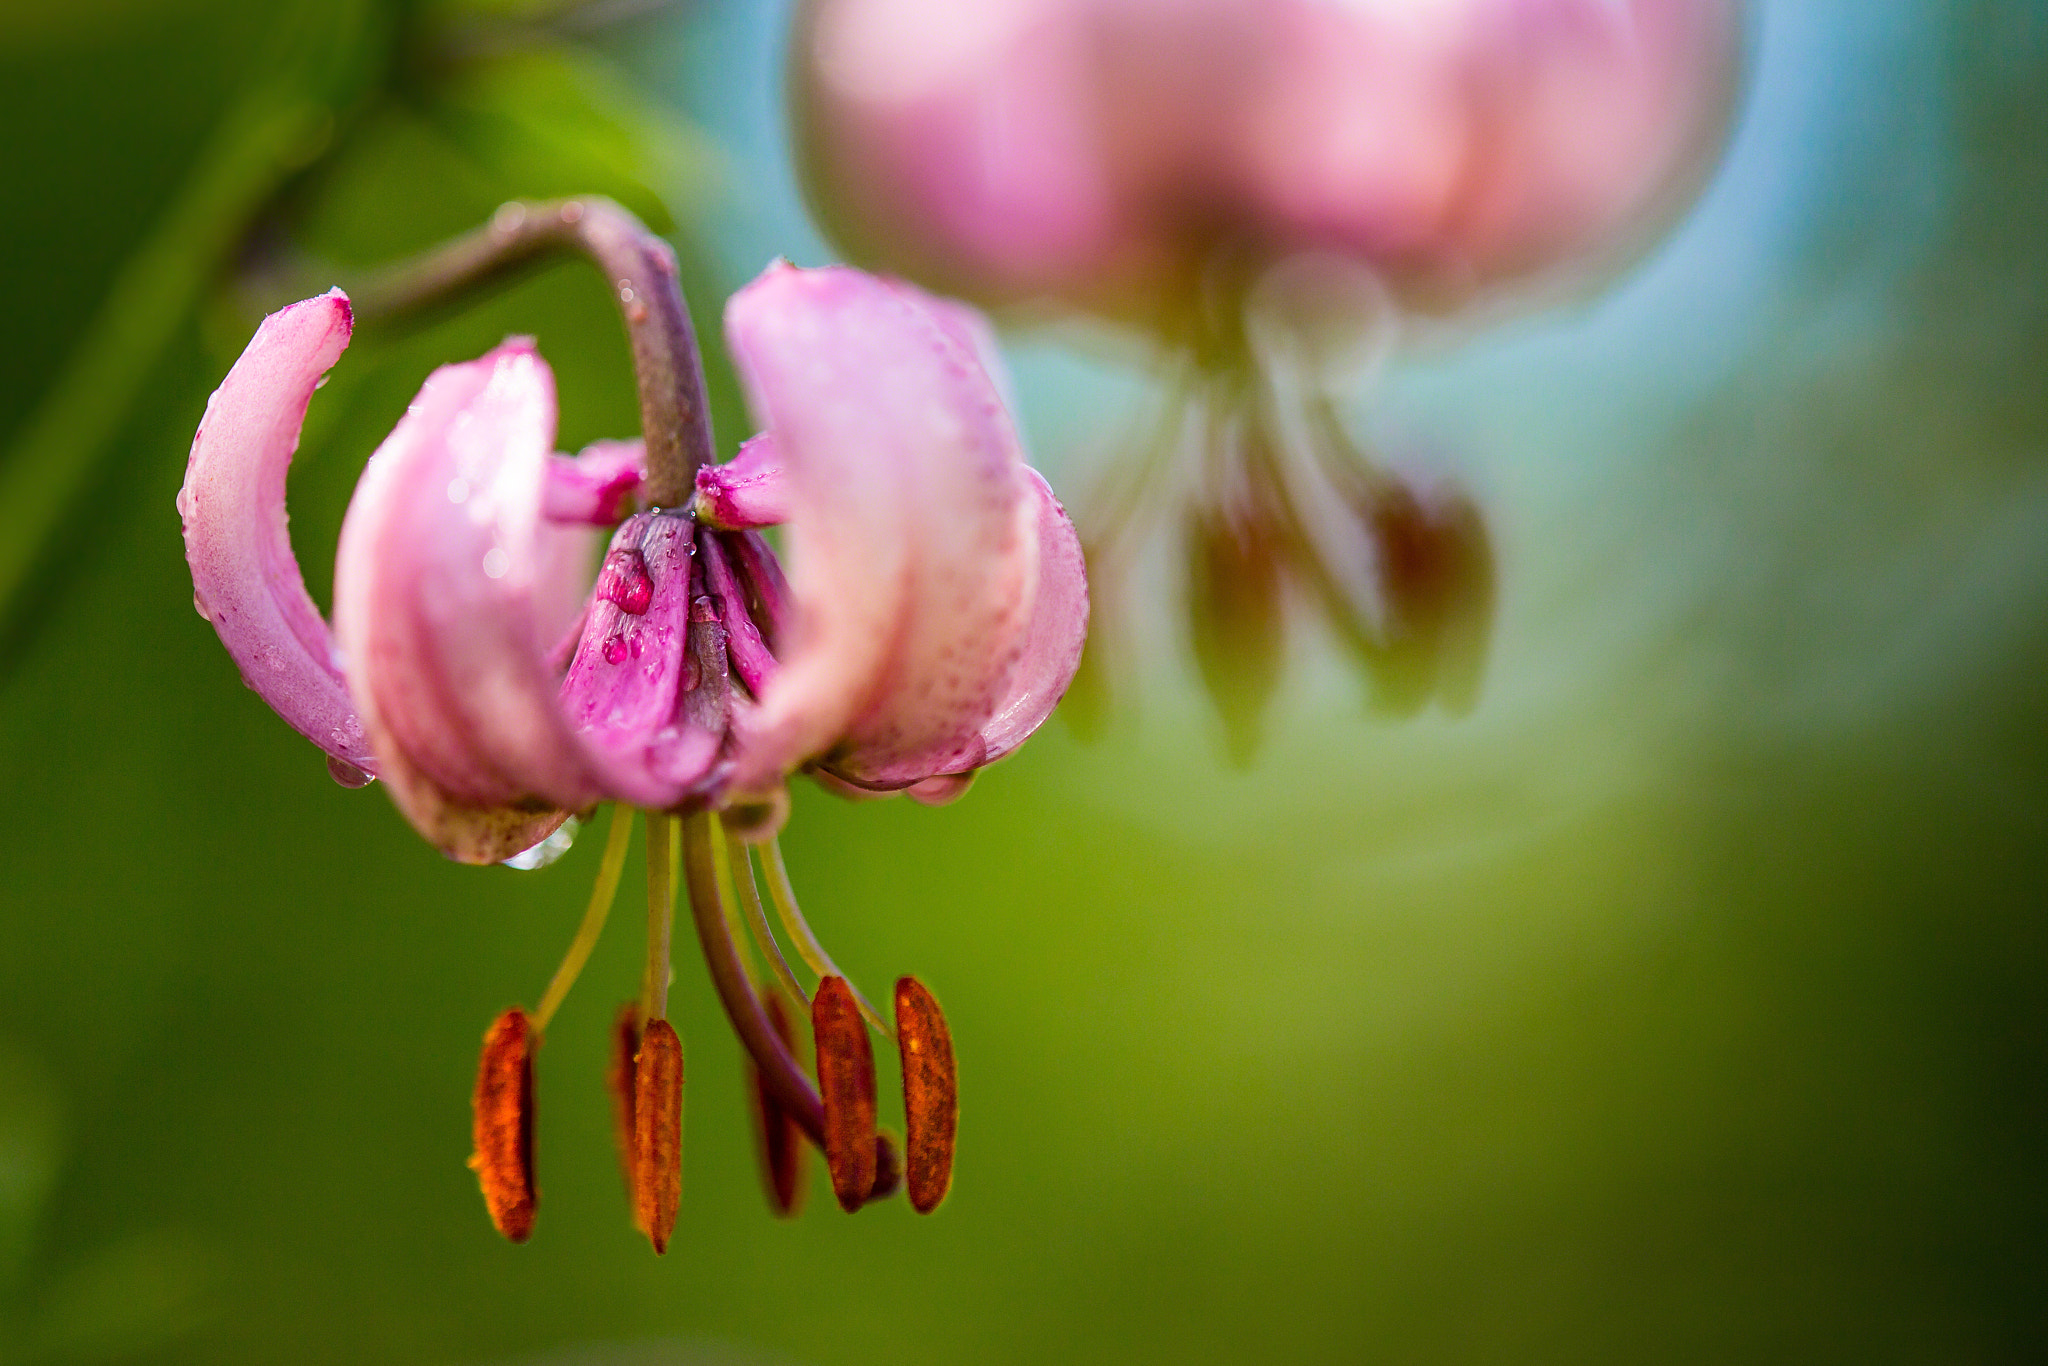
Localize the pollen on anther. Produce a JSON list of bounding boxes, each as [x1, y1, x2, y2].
[[813, 976, 878, 1212], [631, 1019, 684, 1253], [470, 1009, 539, 1242], [896, 977, 958, 1214]]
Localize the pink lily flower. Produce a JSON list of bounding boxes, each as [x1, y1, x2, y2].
[[180, 266, 1085, 864], [180, 200, 1084, 1241], [797, 0, 1747, 326]]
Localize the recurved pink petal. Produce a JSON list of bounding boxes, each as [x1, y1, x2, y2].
[[179, 290, 377, 776], [334, 343, 732, 861], [543, 439, 645, 524], [823, 466, 1085, 794], [693, 434, 789, 530], [333, 339, 599, 861], [722, 264, 1041, 793], [958, 466, 1087, 766]]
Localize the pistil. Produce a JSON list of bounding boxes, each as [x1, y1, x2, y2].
[[679, 811, 826, 1142], [718, 821, 810, 1013]]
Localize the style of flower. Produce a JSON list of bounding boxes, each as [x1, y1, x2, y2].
[[179, 199, 1086, 1243], [793, 0, 1746, 755]]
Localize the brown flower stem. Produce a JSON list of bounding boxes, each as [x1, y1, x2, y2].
[[350, 197, 714, 506], [680, 811, 826, 1144]]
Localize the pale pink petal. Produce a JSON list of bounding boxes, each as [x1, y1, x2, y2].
[[692, 433, 789, 529], [958, 466, 1088, 765], [797, 0, 1744, 318], [333, 340, 605, 861], [530, 519, 603, 661], [891, 273, 1088, 758], [722, 263, 1041, 793], [801, 0, 1121, 301], [178, 290, 377, 775], [543, 438, 645, 524], [808, 469, 1086, 787]]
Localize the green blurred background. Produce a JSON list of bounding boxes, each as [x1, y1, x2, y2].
[[1, 0, 2044, 1361]]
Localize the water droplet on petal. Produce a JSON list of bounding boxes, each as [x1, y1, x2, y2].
[[326, 755, 374, 788], [595, 548, 654, 615], [192, 591, 211, 622], [502, 816, 578, 870], [602, 634, 629, 666]]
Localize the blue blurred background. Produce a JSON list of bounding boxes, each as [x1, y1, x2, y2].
[[1, 1, 2044, 1361]]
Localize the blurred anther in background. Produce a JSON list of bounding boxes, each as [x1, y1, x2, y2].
[[793, 0, 1747, 757]]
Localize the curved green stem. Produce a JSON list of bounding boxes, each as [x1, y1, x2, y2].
[[760, 837, 894, 1042], [532, 805, 634, 1031]]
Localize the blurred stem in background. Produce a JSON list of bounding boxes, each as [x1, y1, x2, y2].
[[0, 0, 376, 648], [0, 0, 709, 669]]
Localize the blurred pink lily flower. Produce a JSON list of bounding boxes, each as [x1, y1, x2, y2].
[[794, 0, 1744, 756], [180, 265, 1084, 865], [798, 0, 1746, 328]]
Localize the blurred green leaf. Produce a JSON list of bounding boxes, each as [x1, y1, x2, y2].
[[22, 1229, 212, 1362], [0, 0, 379, 651], [431, 42, 716, 232], [0, 1042, 63, 1300], [0, 0, 197, 55]]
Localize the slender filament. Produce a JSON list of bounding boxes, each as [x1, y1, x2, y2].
[[532, 805, 635, 1031], [641, 810, 677, 1020], [760, 837, 893, 1041], [680, 812, 825, 1143], [718, 822, 809, 1012]]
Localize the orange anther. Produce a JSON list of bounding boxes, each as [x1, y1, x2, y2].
[[812, 976, 877, 1211], [470, 1009, 539, 1242], [895, 976, 957, 1214], [631, 1019, 683, 1252]]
